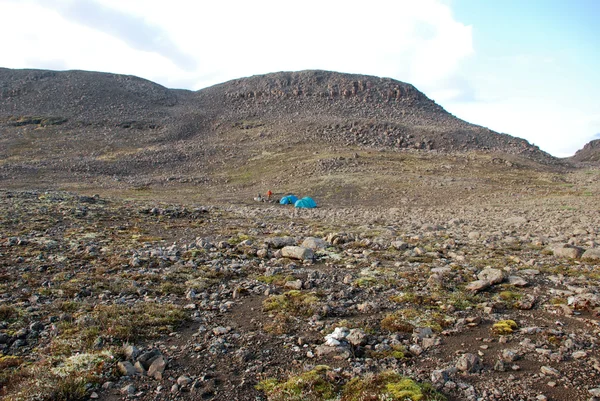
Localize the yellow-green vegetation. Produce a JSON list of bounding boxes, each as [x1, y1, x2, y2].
[[256, 365, 337, 401], [492, 319, 518, 335], [368, 344, 407, 360], [380, 312, 416, 333], [256, 274, 296, 285], [263, 290, 320, 317], [257, 368, 445, 401], [341, 371, 446, 401], [498, 290, 522, 301], [353, 276, 378, 288]]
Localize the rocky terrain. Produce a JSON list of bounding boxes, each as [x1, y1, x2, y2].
[[1, 68, 599, 400], [1, 164, 600, 401], [570, 139, 600, 164]]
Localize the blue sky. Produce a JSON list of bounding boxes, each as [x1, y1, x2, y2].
[[0, 0, 597, 156]]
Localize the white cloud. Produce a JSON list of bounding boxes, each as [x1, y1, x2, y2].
[[0, 0, 474, 91]]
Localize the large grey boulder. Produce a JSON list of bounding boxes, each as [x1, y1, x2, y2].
[[551, 244, 584, 259], [477, 267, 505, 285], [281, 246, 314, 261], [582, 248, 600, 261], [301, 237, 328, 250]]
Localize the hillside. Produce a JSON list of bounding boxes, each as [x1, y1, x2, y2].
[[0, 68, 564, 205], [570, 139, 600, 164]]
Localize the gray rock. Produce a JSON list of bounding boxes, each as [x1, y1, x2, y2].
[[507, 276, 528, 287], [147, 355, 167, 380], [456, 353, 481, 373], [582, 248, 600, 261], [477, 267, 505, 285], [265, 236, 296, 249], [281, 246, 314, 261], [123, 344, 140, 360], [551, 244, 584, 259], [391, 241, 408, 250], [177, 375, 193, 386], [346, 328, 368, 346], [117, 361, 136, 376], [284, 279, 303, 290], [501, 349, 520, 362], [540, 366, 560, 376], [466, 280, 491, 292], [121, 384, 136, 395], [301, 237, 328, 250], [516, 294, 536, 310], [137, 349, 161, 369]]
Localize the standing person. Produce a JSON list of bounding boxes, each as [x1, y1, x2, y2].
[[266, 190, 273, 201]]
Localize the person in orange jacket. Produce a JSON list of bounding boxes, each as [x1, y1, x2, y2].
[[266, 190, 273, 201]]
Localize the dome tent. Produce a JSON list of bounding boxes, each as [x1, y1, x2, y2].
[[279, 195, 298, 205], [294, 197, 317, 208]]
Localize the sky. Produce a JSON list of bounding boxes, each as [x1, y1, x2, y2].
[[0, 0, 598, 157]]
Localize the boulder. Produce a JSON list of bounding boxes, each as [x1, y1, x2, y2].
[[477, 267, 505, 285], [281, 246, 314, 261], [456, 353, 481, 373], [551, 244, 584, 259], [301, 237, 328, 250], [264, 236, 296, 249], [582, 248, 600, 261]]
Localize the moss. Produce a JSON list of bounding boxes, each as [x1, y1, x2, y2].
[[380, 312, 415, 333], [263, 290, 320, 317], [492, 319, 518, 335], [340, 371, 445, 401], [353, 277, 378, 288], [498, 291, 522, 301], [257, 365, 337, 401], [0, 304, 18, 321]]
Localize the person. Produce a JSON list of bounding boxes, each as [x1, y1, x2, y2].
[[254, 193, 262, 202], [266, 190, 273, 201]]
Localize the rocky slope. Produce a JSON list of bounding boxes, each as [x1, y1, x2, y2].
[[0, 68, 562, 198], [570, 139, 600, 164]]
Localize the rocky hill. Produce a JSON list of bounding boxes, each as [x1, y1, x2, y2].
[[570, 139, 600, 164], [0, 68, 563, 203]]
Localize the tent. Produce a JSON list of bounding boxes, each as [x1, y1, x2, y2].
[[294, 197, 317, 208], [279, 195, 298, 205]]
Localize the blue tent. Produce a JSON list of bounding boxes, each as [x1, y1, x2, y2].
[[279, 195, 299, 205], [294, 197, 317, 208]]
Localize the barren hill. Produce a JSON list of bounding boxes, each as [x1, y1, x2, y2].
[[0, 68, 564, 204], [570, 139, 600, 164]]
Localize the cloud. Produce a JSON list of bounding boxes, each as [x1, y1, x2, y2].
[[32, 0, 196, 71]]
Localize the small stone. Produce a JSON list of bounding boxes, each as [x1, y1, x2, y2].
[[284, 279, 303, 290], [301, 237, 328, 250], [121, 384, 136, 395], [281, 246, 314, 261], [508, 276, 528, 287], [456, 353, 481, 373], [177, 375, 193, 386], [117, 361, 136, 376], [501, 349, 520, 362], [477, 267, 505, 284], [123, 344, 140, 360], [572, 351, 587, 359], [346, 328, 367, 346], [551, 244, 584, 259], [147, 355, 167, 380], [171, 384, 179, 393], [540, 366, 560, 377], [466, 280, 490, 292], [581, 248, 600, 261]]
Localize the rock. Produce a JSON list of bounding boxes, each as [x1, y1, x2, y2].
[[507, 276, 528, 287], [177, 375, 193, 386], [516, 294, 536, 310], [281, 246, 314, 261], [422, 337, 440, 349], [477, 267, 505, 284], [357, 302, 380, 313], [468, 231, 481, 240], [147, 355, 167, 380], [466, 280, 491, 292], [589, 388, 600, 397], [29, 321, 44, 332], [413, 327, 434, 339], [121, 384, 136, 395], [256, 248, 268, 258], [284, 279, 303, 290], [301, 237, 328, 250], [568, 293, 600, 309], [346, 328, 368, 346], [137, 349, 161, 370], [90, 392, 99, 399], [117, 361, 136, 376], [171, 384, 179, 393], [134, 361, 146, 374], [213, 326, 230, 335], [582, 248, 600, 261], [505, 216, 528, 226], [265, 236, 296, 249], [456, 353, 481, 373], [391, 241, 408, 250], [326, 327, 349, 342], [551, 244, 584, 259], [540, 366, 560, 377], [501, 349, 520, 362], [123, 344, 140, 360]]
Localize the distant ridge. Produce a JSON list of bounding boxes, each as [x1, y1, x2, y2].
[[0, 67, 564, 193], [570, 139, 600, 163]]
